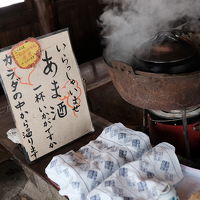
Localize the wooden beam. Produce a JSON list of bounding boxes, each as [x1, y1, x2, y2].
[[31, 0, 57, 34]]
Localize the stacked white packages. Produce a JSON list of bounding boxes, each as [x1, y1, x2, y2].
[[45, 123, 151, 199], [87, 142, 183, 200]]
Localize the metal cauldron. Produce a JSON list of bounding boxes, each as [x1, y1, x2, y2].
[[105, 31, 200, 111]]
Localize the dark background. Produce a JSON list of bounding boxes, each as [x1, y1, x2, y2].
[[0, 0, 105, 95]]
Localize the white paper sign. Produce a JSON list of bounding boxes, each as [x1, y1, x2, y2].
[[0, 29, 94, 161]]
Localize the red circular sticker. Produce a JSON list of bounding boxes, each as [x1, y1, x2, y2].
[[11, 38, 41, 69]]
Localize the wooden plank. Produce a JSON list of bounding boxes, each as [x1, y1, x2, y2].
[[90, 112, 112, 127], [33, 0, 57, 34], [87, 81, 143, 130], [54, 0, 103, 63], [0, 7, 38, 31], [79, 57, 111, 90], [0, 0, 104, 65], [0, 2, 26, 18], [0, 2, 41, 49], [87, 76, 111, 91]]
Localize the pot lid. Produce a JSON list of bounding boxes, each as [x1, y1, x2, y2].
[[136, 31, 196, 64]]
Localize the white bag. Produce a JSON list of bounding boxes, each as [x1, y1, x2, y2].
[[45, 123, 151, 200]]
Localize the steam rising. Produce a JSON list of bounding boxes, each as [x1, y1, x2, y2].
[[100, 0, 200, 64]]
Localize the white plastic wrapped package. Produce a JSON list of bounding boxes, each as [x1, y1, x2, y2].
[[87, 142, 183, 200], [45, 123, 151, 199]]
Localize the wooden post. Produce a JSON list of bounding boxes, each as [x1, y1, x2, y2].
[[30, 0, 58, 34]]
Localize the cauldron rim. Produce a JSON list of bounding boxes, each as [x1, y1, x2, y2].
[[106, 59, 200, 78]]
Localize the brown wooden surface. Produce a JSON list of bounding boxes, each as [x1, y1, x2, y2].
[[0, 0, 105, 95], [0, 2, 41, 48], [80, 57, 111, 91], [33, 0, 58, 34], [0, 0, 104, 64], [0, 144, 11, 163], [88, 82, 143, 130], [54, 0, 104, 64]]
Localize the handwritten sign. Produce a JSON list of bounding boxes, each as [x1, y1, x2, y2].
[[0, 29, 94, 161]]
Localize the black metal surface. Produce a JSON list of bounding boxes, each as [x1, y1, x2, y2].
[[136, 31, 195, 63], [132, 31, 200, 74]]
